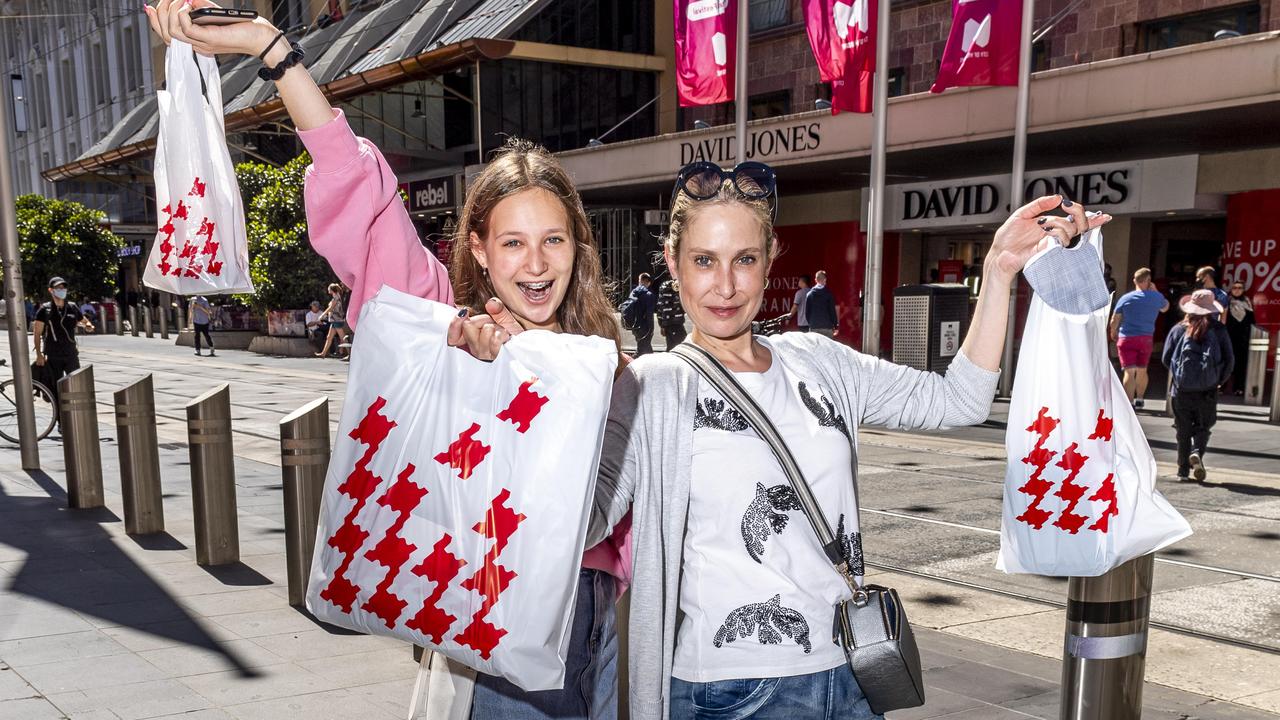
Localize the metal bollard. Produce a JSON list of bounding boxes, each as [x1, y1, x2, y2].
[[186, 384, 239, 565], [114, 303, 123, 335], [114, 374, 164, 534], [1060, 554, 1154, 720], [95, 307, 106, 335], [279, 397, 330, 606], [1244, 328, 1268, 406], [143, 304, 154, 338], [159, 294, 169, 340], [129, 305, 139, 337], [58, 366, 104, 509]]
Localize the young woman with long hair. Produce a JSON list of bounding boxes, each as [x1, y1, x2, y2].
[[147, 3, 629, 719], [585, 162, 1109, 719], [315, 283, 349, 358], [1162, 290, 1234, 482]]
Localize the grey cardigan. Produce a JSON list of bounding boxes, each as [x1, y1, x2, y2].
[[587, 332, 1000, 720]]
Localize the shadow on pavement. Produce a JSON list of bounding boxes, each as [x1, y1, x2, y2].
[[292, 606, 362, 636], [198, 561, 272, 587], [0, 470, 260, 678]]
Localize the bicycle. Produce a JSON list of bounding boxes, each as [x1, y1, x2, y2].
[[0, 359, 58, 443]]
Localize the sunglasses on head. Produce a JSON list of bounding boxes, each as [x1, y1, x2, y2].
[[671, 161, 778, 220]]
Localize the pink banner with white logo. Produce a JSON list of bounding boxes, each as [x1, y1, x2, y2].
[[803, 0, 876, 113], [930, 0, 1022, 94], [674, 0, 736, 106]]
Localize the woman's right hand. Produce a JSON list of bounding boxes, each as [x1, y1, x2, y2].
[[145, 0, 281, 59]]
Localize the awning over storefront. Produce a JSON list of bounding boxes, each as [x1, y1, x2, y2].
[[45, 0, 561, 182]]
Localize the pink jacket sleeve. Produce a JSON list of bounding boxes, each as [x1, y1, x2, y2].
[[298, 109, 454, 328]]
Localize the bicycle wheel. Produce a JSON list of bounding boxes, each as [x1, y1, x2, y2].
[[0, 379, 58, 443]]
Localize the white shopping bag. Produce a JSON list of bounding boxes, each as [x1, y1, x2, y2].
[[143, 41, 254, 295], [307, 287, 617, 691], [997, 226, 1192, 577]]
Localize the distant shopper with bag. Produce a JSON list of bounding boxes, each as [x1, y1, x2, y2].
[[1162, 289, 1234, 482], [587, 159, 1110, 719]]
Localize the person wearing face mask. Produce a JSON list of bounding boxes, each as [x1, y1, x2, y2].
[[586, 160, 1109, 719], [1194, 266, 1229, 323], [32, 277, 94, 408], [145, 5, 631, 718]]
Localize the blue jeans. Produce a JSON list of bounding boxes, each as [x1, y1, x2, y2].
[[670, 667, 881, 720], [471, 569, 618, 720]]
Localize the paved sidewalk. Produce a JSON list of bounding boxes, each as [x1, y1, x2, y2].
[[0, 439, 1274, 719], [0, 332, 1277, 719]]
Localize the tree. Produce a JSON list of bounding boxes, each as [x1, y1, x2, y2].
[[14, 194, 124, 302], [236, 152, 335, 311]]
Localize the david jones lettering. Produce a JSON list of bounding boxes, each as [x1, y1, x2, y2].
[[680, 123, 821, 165]]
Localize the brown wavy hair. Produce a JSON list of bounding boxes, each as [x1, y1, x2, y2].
[[449, 139, 618, 350]]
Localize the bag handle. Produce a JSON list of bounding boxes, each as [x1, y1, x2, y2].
[[670, 343, 862, 594]]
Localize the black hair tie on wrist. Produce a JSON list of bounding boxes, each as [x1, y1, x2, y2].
[[258, 31, 286, 61], [258, 36, 305, 82]]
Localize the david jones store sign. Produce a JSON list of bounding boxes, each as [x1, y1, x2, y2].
[[885, 160, 1147, 230]]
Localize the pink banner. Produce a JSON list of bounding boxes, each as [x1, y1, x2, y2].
[[803, 0, 876, 114], [1223, 189, 1280, 330], [675, 0, 736, 107], [930, 0, 1022, 94]]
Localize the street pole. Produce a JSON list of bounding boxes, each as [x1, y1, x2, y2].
[[735, 0, 749, 165], [998, 0, 1036, 397], [0, 77, 40, 470], [862, 0, 891, 357]]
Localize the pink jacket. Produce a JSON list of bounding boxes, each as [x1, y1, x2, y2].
[[298, 109, 631, 590]]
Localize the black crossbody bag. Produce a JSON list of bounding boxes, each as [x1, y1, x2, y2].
[[671, 343, 925, 715]]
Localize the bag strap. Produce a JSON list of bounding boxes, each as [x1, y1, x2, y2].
[[670, 343, 860, 592]]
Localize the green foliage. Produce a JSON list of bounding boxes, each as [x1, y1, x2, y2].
[[235, 152, 335, 311], [14, 194, 124, 302]]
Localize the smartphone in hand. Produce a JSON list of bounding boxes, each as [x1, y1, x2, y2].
[[190, 8, 259, 25]]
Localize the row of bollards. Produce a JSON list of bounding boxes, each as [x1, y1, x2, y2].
[[51, 366, 332, 605]]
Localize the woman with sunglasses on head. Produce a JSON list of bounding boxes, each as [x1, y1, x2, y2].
[[146, 4, 630, 719], [586, 161, 1110, 720]]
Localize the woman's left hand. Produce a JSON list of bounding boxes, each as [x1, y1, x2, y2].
[[987, 195, 1112, 285]]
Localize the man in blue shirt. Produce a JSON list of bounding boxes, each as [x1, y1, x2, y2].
[[1195, 266, 1229, 323], [1110, 267, 1169, 409]]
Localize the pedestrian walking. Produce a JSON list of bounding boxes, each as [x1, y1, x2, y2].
[[656, 278, 687, 348], [790, 274, 812, 331], [805, 270, 838, 337], [587, 161, 1109, 719], [1109, 267, 1169, 409], [1225, 279, 1255, 395], [621, 272, 658, 356], [314, 284, 350, 358], [78, 299, 98, 325], [1162, 289, 1234, 482], [1195, 266, 1230, 322], [32, 277, 94, 408], [190, 295, 215, 357], [142, 6, 630, 718]]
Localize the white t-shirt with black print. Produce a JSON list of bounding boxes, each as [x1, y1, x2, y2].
[[672, 339, 865, 683]]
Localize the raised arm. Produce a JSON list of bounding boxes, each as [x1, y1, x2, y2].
[[296, 111, 454, 328], [147, 0, 455, 329]]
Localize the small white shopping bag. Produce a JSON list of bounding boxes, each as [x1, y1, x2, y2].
[[307, 287, 617, 691], [997, 227, 1192, 577], [144, 41, 254, 295]]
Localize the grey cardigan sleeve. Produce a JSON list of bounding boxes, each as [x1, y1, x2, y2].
[[841, 344, 1000, 430], [587, 366, 641, 548]]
